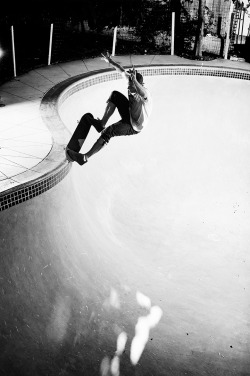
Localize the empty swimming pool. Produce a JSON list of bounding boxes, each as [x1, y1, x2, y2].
[[1, 64, 250, 376]]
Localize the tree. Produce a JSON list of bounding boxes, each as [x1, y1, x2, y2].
[[194, 0, 205, 57], [133, 0, 172, 51]]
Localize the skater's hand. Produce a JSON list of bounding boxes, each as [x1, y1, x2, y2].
[[127, 66, 137, 82], [128, 70, 136, 83], [101, 52, 127, 77], [127, 67, 136, 75], [101, 52, 111, 63]]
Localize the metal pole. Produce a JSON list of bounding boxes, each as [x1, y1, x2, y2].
[[112, 26, 117, 56], [237, 8, 242, 44], [48, 23, 53, 65], [171, 12, 175, 56], [11, 26, 16, 77], [240, 11, 244, 44], [224, 1, 234, 59]]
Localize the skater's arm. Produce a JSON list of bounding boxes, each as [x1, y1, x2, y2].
[[129, 73, 148, 99], [101, 52, 130, 79], [101, 52, 148, 100]]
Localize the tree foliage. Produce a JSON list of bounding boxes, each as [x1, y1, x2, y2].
[[133, 0, 172, 50]]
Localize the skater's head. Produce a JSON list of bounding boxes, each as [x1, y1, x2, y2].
[[135, 72, 144, 85]]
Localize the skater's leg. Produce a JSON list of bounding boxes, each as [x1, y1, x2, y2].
[[106, 91, 130, 123], [86, 138, 106, 159], [67, 121, 138, 166], [92, 101, 115, 130], [93, 91, 130, 128], [66, 138, 105, 165], [101, 101, 116, 126], [86, 121, 138, 160]]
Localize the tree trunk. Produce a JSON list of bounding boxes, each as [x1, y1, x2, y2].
[[194, 0, 205, 57]]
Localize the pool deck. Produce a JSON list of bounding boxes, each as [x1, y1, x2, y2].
[[0, 55, 250, 194]]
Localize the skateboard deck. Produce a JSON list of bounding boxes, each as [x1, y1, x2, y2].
[[66, 112, 94, 162]]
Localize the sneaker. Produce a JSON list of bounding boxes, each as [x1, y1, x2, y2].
[[66, 149, 88, 166]]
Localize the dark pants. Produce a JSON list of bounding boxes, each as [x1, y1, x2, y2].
[[100, 91, 139, 144]]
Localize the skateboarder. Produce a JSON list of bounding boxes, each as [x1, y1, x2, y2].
[[66, 52, 152, 165]]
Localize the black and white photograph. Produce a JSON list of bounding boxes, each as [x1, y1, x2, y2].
[[0, 1, 250, 375]]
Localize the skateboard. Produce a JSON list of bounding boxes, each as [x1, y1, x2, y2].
[[66, 112, 94, 162]]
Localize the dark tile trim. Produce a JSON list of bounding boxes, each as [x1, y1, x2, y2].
[[0, 163, 71, 211]]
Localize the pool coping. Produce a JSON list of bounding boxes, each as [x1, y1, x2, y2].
[[1, 62, 250, 211]]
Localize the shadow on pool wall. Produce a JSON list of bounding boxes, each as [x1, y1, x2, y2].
[[0, 65, 250, 376]]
